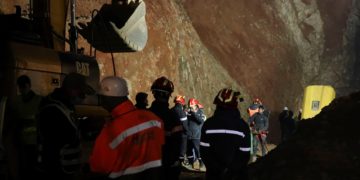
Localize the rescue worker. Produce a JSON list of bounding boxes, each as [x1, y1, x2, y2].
[[200, 88, 250, 180], [37, 73, 95, 180], [171, 95, 189, 165], [89, 76, 164, 180], [135, 92, 149, 109], [248, 105, 269, 161], [247, 98, 261, 118], [278, 107, 296, 142], [247, 99, 260, 160], [13, 75, 42, 179], [149, 76, 182, 180], [248, 98, 270, 118], [186, 98, 205, 170]]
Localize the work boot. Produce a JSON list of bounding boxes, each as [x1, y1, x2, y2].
[[181, 159, 193, 170], [192, 159, 200, 170], [181, 158, 190, 166], [251, 155, 257, 163], [199, 159, 206, 172]]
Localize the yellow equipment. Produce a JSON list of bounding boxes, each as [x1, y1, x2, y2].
[[301, 85, 336, 119]]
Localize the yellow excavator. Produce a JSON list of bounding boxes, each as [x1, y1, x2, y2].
[[0, 0, 147, 179]]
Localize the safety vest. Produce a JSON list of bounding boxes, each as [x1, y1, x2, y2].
[[90, 100, 164, 179], [14, 93, 42, 145], [38, 98, 81, 174]]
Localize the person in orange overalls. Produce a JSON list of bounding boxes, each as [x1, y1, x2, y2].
[[89, 76, 164, 180]]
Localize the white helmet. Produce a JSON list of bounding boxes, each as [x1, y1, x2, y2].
[[99, 76, 129, 97]]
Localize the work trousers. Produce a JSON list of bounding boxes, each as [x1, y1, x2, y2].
[[253, 134, 267, 157], [187, 139, 200, 163]]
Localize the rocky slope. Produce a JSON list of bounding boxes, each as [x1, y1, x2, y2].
[[248, 91, 360, 180], [2, 0, 360, 143], [79, 0, 251, 116], [182, 0, 360, 142]]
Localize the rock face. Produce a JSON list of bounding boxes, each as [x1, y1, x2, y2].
[[81, 0, 249, 118], [2, 0, 360, 143], [182, 0, 360, 142]]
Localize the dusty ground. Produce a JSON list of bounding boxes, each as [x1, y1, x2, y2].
[[180, 171, 205, 180]]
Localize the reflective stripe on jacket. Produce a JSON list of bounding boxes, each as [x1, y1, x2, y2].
[[200, 107, 250, 171], [90, 100, 164, 178], [38, 93, 81, 174]]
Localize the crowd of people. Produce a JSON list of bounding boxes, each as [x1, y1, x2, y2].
[[0, 73, 301, 180]]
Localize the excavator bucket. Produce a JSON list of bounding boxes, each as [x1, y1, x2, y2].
[[78, 1, 147, 52]]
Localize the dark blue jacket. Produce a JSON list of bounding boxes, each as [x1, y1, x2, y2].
[[187, 109, 205, 139], [171, 103, 188, 136], [248, 112, 269, 132], [200, 107, 250, 179], [149, 101, 181, 166]]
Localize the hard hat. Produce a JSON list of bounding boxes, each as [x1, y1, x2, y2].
[[189, 98, 200, 108], [213, 88, 241, 109], [151, 76, 174, 94], [284, 106, 288, 110], [174, 95, 186, 105], [99, 76, 129, 97], [253, 98, 262, 105]]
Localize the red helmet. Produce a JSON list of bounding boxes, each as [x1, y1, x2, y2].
[[189, 98, 200, 108], [213, 88, 241, 108], [253, 98, 262, 105], [174, 95, 186, 105], [151, 76, 174, 94]]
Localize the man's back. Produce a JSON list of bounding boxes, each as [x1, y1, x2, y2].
[[37, 89, 80, 172], [90, 100, 164, 178]]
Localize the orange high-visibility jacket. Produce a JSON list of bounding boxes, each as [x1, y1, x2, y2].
[[89, 100, 164, 178]]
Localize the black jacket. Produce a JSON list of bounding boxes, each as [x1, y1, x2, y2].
[[200, 107, 250, 175], [278, 110, 296, 141], [248, 112, 269, 132], [149, 101, 181, 166], [37, 88, 81, 173], [187, 109, 205, 139], [171, 103, 188, 135]]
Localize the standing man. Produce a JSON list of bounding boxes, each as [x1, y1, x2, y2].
[[13, 75, 43, 179], [171, 95, 189, 165], [187, 98, 205, 170], [249, 105, 269, 161], [278, 107, 296, 142], [37, 73, 95, 180], [200, 88, 251, 180], [89, 76, 164, 180], [149, 76, 182, 180]]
